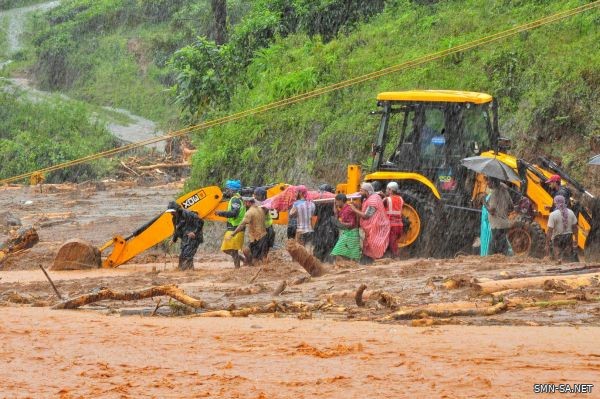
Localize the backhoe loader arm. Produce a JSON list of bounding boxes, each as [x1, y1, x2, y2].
[[100, 184, 289, 268], [101, 186, 225, 267]]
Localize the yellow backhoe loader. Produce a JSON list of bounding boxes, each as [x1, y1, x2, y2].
[[98, 90, 598, 267]]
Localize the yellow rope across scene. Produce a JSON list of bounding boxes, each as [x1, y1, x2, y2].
[[1, 1, 598, 185]]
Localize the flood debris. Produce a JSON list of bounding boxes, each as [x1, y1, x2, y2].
[[441, 275, 473, 290], [383, 301, 508, 321], [38, 264, 63, 300], [0, 226, 39, 264], [292, 275, 311, 285], [0, 211, 21, 232], [355, 284, 367, 307], [53, 284, 205, 310], [473, 272, 600, 294], [285, 239, 328, 277], [377, 292, 400, 309], [52, 239, 101, 270]]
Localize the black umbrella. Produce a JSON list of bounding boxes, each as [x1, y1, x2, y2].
[[461, 156, 521, 182], [589, 154, 600, 166]]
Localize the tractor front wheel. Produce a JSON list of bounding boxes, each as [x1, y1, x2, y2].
[[398, 190, 438, 257]]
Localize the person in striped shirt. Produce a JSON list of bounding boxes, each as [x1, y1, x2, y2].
[[289, 185, 316, 245]]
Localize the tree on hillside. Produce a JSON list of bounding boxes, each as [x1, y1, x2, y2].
[[211, 0, 228, 45]]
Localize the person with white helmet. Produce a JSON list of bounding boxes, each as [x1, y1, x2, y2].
[[384, 182, 404, 258]]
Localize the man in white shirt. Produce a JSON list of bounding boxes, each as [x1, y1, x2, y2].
[[546, 195, 578, 262]]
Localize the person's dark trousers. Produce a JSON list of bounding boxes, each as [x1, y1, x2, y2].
[[287, 219, 297, 239], [245, 235, 269, 265], [552, 234, 574, 262], [179, 235, 200, 270], [267, 226, 276, 248], [490, 228, 509, 255]]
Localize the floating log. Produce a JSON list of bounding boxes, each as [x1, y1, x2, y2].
[[285, 239, 328, 277], [197, 310, 232, 318], [473, 272, 600, 294], [53, 284, 205, 310], [52, 239, 101, 270], [0, 227, 39, 263], [543, 275, 600, 291], [384, 301, 507, 320]]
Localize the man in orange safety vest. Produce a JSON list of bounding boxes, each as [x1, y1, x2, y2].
[[384, 182, 404, 258]]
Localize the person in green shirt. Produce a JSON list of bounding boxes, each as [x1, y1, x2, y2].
[[216, 180, 246, 268]]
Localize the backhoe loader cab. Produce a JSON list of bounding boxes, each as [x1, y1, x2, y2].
[[372, 90, 497, 199]]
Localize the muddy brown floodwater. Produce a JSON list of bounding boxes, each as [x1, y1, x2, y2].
[[1, 182, 599, 398], [2, 307, 600, 398]]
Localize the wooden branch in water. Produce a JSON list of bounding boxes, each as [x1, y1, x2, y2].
[[473, 272, 600, 294], [273, 280, 287, 296], [38, 264, 62, 300], [384, 301, 507, 321], [53, 284, 204, 310], [248, 267, 262, 284]]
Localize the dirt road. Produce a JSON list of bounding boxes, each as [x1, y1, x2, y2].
[[0, 1, 165, 151], [2, 307, 599, 398]]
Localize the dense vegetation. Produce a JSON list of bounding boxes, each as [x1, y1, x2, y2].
[[7, 0, 600, 187], [179, 0, 600, 188], [0, 0, 47, 11], [0, 89, 117, 182]]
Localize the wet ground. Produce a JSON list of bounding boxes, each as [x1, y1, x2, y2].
[[1, 181, 599, 397]]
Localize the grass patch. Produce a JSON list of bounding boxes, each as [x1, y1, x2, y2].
[[0, 83, 118, 182]]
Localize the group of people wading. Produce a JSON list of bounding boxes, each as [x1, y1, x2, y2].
[[215, 180, 406, 268], [165, 180, 407, 270], [165, 173, 589, 270]]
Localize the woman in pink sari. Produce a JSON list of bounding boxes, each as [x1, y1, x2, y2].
[[349, 182, 390, 260]]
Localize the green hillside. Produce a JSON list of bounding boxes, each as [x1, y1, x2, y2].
[[10, 0, 600, 187], [185, 0, 599, 188]]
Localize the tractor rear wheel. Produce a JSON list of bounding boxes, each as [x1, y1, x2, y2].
[[584, 224, 600, 262], [398, 190, 438, 257]]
